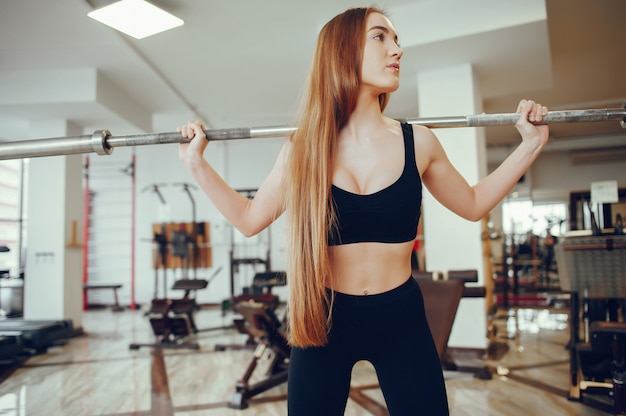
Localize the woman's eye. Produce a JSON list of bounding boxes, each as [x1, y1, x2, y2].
[[373, 33, 383, 41]]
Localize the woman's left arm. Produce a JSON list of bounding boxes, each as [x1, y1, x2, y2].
[[419, 99, 549, 221]]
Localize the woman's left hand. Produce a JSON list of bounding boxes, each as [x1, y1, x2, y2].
[[515, 99, 550, 148]]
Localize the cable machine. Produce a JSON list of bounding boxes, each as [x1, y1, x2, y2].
[[228, 189, 272, 299]]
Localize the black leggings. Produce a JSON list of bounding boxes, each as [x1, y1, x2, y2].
[[287, 276, 449, 415]]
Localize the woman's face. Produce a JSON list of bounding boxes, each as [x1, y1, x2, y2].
[[360, 12, 403, 94]]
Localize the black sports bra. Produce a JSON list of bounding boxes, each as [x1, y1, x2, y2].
[[328, 122, 422, 246]]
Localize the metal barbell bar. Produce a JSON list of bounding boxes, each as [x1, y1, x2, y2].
[[0, 107, 625, 161]]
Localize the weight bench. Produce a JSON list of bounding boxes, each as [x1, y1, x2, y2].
[[170, 278, 208, 333], [129, 298, 199, 350], [227, 300, 290, 409], [414, 269, 491, 379], [83, 283, 124, 312]]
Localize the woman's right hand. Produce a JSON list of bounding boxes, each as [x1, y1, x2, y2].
[[177, 120, 208, 168]]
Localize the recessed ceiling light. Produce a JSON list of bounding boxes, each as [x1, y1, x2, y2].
[[87, 0, 184, 40]]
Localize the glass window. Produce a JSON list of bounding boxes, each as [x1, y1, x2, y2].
[[0, 159, 27, 278], [502, 199, 567, 237]]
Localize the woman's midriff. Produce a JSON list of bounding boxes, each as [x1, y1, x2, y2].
[[327, 241, 413, 295]]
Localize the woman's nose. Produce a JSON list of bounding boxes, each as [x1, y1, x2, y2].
[[392, 44, 403, 59]]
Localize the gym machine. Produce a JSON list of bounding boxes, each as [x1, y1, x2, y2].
[[168, 183, 210, 334], [223, 271, 289, 409], [131, 184, 209, 350], [0, 320, 74, 356], [556, 234, 626, 414], [227, 189, 274, 299], [215, 271, 287, 352], [130, 219, 200, 350], [0, 246, 74, 361]]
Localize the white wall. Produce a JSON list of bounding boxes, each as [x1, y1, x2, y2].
[[532, 151, 626, 194], [491, 148, 626, 206], [416, 64, 488, 349], [23, 119, 83, 328]]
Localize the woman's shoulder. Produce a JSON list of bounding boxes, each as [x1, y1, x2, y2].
[[407, 123, 444, 174], [409, 123, 439, 148], [381, 116, 440, 149], [384, 116, 436, 139]]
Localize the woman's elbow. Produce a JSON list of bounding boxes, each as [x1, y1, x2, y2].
[[237, 226, 261, 238], [456, 209, 484, 223], [236, 220, 271, 237], [466, 214, 483, 223]]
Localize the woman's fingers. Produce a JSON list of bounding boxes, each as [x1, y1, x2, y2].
[[517, 99, 548, 124], [177, 120, 206, 139]]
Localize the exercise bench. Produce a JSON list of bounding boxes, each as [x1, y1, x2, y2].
[[83, 283, 124, 312], [129, 298, 199, 350], [414, 269, 491, 379], [170, 278, 208, 333]]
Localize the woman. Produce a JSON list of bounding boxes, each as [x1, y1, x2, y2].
[[178, 7, 549, 415]]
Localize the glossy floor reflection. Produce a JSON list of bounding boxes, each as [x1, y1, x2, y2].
[[0, 304, 615, 415]]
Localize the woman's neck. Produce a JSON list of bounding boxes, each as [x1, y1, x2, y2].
[[341, 98, 387, 139]]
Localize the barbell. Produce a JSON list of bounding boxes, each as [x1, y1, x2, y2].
[[0, 106, 624, 161]]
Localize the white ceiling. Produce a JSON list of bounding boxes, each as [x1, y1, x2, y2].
[[1, 0, 625, 155]]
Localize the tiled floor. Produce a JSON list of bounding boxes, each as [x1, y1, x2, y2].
[[0, 301, 617, 415]]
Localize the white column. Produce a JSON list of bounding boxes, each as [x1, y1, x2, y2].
[[24, 120, 84, 330], [416, 64, 488, 349]]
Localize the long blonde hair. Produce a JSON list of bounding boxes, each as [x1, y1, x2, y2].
[[284, 7, 391, 347]]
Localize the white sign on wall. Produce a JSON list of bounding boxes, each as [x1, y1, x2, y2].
[[591, 180, 619, 204]]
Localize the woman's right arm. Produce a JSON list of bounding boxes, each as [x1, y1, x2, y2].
[[178, 120, 288, 236]]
